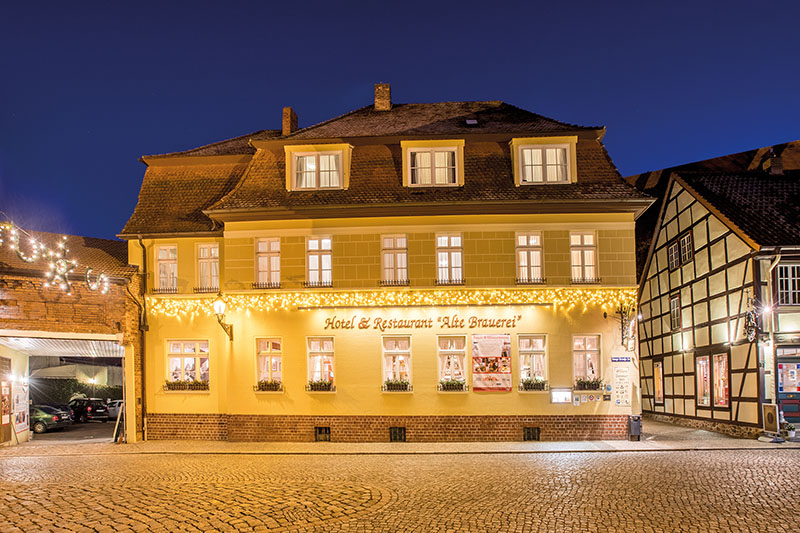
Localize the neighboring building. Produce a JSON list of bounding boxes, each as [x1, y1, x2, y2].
[[0, 229, 140, 445], [120, 84, 652, 442], [628, 141, 800, 436]]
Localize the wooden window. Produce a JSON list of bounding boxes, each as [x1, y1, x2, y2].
[[197, 244, 219, 291], [436, 234, 463, 284], [438, 336, 466, 381], [713, 353, 730, 408], [653, 359, 664, 406], [679, 232, 694, 264], [156, 246, 177, 291], [256, 238, 280, 287], [256, 338, 282, 383], [381, 235, 408, 285], [382, 336, 411, 383], [668, 231, 693, 271], [307, 337, 334, 383], [408, 147, 458, 186], [570, 232, 597, 283], [516, 233, 543, 283], [518, 145, 569, 183], [293, 152, 342, 189], [306, 237, 332, 287], [669, 294, 681, 331], [667, 241, 681, 271], [572, 335, 600, 382], [519, 335, 546, 381], [777, 264, 800, 305], [696, 355, 711, 407], [167, 340, 209, 383]]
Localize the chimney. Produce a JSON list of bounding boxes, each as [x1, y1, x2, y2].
[[374, 83, 391, 111], [282, 106, 298, 136], [762, 149, 784, 175]]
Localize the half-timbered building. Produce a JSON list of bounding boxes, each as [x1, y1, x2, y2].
[[629, 142, 800, 436]]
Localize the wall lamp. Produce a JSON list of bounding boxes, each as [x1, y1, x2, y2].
[[213, 293, 234, 342]]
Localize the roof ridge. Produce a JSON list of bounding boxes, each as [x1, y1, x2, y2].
[[143, 129, 280, 159], [498, 101, 601, 130]]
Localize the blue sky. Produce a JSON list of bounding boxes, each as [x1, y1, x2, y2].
[[1, 0, 798, 239]]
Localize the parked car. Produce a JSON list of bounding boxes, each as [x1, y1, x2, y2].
[[108, 400, 123, 420], [30, 405, 71, 433], [68, 398, 109, 423], [42, 404, 74, 422]]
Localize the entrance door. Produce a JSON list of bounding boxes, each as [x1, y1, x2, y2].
[[1, 356, 11, 444]]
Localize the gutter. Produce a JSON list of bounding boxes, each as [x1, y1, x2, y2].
[[137, 235, 149, 441]]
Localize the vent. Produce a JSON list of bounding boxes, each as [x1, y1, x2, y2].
[[523, 427, 540, 441], [315, 426, 331, 442], [465, 118, 478, 126], [389, 427, 406, 442]]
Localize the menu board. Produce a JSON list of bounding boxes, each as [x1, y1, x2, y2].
[[613, 365, 631, 406], [13, 381, 29, 434], [472, 334, 512, 391]]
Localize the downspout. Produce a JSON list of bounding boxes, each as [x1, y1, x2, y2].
[[137, 235, 149, 440], [766, 251, 781, 404]]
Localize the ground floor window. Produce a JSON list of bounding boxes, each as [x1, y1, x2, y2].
[[168, 341, 209, 383], [654, 359, 664, 405], [519, 335, 546, 381], [256, 338, 282, 383], [383, 336, 411, 383], [713, 353, 729, 408], [438, 336, 466, 382], [308, 337, 334, 383], [696, 352, 729, 408], [573, 335, 600, 383], [777, 347, 800, 393]]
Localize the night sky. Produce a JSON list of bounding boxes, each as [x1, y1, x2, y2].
[[1, 1, 798, 240]]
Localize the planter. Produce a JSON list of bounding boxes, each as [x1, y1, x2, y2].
[[438, 381, 468, 392], [520, 380, 548, 391], [254, 381, 283, 392], [789, 430, 797, 439], [306, 381, 334, 392], [574, 380, 603, 391], [382, 381, 412, 392], [164, 380, 209, 392]]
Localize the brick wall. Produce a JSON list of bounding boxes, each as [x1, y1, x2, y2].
[[147, 414, 629, 442], [646, 413, 761, 439]]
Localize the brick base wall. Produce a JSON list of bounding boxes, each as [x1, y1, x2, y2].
[[146, 413, 629, 442], [645, 413, 762, 439]]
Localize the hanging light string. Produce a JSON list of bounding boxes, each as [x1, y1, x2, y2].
[[0, 218, 110, 295]]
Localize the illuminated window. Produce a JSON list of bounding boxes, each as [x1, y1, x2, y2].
[[256, 338, 282, 383], [696, 355, 711, 407], [668, 232, 693, 271], [294, 152, 342, 189], [669, 294, 681, 330], [777, 347, 800, 393], [381, 235, 408, 285], [436, 234, 463, 284], [197, 244, 219, 290], [573, 335, 600, 382], [408, 147, 457, 186], [307, 337, 334, 383], [713, 353, 729, 408], [383, 336, 411, 382], [679, 233, 694, 264], [570, 232, 597, 282], [518, 145, 569, 183], [667, 241, 680, 270], [519, 335, 546, 381], [156, 246, 177, 291], [516, 233, 543, 283], [777, 264, 800, 305], [438, 336, 466, 382], [654, 359, 664, 405], [256, 238, 280, 287], [306, 237, 332, 287], [167, 341, 209, 383]]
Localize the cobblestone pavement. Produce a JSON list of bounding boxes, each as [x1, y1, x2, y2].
[[1, 448, 799, 532]]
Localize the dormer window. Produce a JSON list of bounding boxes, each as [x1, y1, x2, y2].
[[401, 140, 465, 188], [510, 136, 577, 186], [284, 144, 353, 191]]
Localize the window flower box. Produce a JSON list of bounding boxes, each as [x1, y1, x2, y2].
[[574, 378, 603, 391], [306, 380, 335, 392], [520, 378, 548, 391], [164, 380, 209, 392], [382, 380, 412, 392], [438, 379, 468, 392], [254, 380, 283, 392]]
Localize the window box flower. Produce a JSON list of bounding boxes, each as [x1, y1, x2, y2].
[[306, 380, 335, 392], [438, 379, 468, 392], [254, 380, 283, 392], [164, 380, 209, 392], [382, 379, 412, 392], [574, 378, 603, 391], [520, 378, 548, 391]]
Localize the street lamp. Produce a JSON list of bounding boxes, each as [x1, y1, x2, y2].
[[87, 377, 96, 397], [213, 293, 234, 341]]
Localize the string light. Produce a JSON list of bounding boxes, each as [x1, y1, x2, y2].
[[147, 287, 638, 319], [0, 220, 110, 295]]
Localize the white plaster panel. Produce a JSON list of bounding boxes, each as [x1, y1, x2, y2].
[[726, 234, 751, 262], [695, 326, 709, 346], [711, 322, 728, 344], [693, 302, 708, 325], [708, 216, 727, 242], [709, 271, 726, 296], [694, 248, 709, 276], [710, 240, 727, 271]]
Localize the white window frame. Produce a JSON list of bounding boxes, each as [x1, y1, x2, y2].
[[518, 334, 547, 382], [307, 336, 335, 384], [407, 146, 459, 187], [679, 232, 694, 265], [437, 335, 467, 382], [382, 336, 412, 384], [196, 243, 219, 290], [306, 236, 332, 286], [669, 294, 681, 330], [570, 232, 597, 282], [436, 234, 463, 284], [256, 238, 281, 287], [572, 334, 601, 382], [167, 340, 210, 383], [292, 151, 343, 190], [777, 264, 800, 305], [516, 232, 544, 283], [256, 337, 282, 383], [667, 240, 681, 270], [517, 144, 571, 184], [156, 245, 177, 291], [381, 234, 408, 284]]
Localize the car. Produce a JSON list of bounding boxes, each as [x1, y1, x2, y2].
[[107, 400, 123, 420], [68, 398, 109, 423], [42, 403, 74, 422], [30, 405, 71, 433]]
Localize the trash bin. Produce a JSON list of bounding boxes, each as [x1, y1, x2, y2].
[[628, 415, 642, 441]]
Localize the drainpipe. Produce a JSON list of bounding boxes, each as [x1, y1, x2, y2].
[[766, 251, 781, 405], [137, 235, 149, 440]]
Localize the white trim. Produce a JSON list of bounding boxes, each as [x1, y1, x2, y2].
[[517, 143, 572, 185], [406, 146, 460, 187], [291, 151, 344, 190]]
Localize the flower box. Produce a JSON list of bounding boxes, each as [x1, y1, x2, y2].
[[438, 380, 468, 392], [254, 380, 283, 392], [164, 380, 209, 392], [382, 380, 412, 392], [574, 378, 603, 391], [520, 379, 548, 391], [306, 380, 335, 392]]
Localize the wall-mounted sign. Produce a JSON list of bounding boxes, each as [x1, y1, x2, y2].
[[611, 356, 632, 363], [13, 381, 28, 434], [613, 366, 631, 407], [323, 314, 522, 332], [472, 334, 512, 391]]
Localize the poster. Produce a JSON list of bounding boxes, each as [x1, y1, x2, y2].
[[472, 334, 511, 391], [613, 365, 631, 406], [13, 381, 29, 434]]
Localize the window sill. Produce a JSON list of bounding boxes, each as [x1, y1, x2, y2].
[[571, 278, 602, 284], [518, 389, 550, 394], [151, 287, 178, 295], [382, 390, 414, 394], [380, 279, 410, 287], [162, 389, 211, 394], [435, 279, 466, 286], [304, 281, 333, 289], [193, 286, 219, 294], [254, 390, 285, 395], [515, 278, 546, 285], [252, 282, 281, 290]]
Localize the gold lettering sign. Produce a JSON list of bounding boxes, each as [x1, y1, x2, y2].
[[323, 314, 522, 331]]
